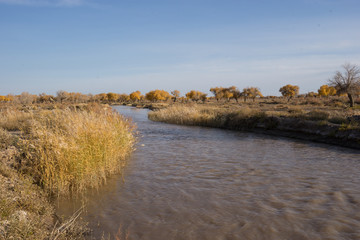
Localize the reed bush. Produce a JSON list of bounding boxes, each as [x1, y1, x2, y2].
[[148, 105, 266, 129], [148, 105, 204, 125], [0, 109, 33, 131], [15, 107, 135, 195]]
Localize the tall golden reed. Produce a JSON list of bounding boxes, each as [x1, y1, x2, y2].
[[15, 107, 135, 196], [148, 104, 261, 128]]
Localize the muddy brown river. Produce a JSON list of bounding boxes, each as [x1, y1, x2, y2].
[[57, 106, 360, 240]]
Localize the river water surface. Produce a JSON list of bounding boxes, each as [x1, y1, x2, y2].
[[58, 106, 360, 240]]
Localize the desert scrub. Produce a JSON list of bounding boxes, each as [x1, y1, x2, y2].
[[16, 107, 135, 196]]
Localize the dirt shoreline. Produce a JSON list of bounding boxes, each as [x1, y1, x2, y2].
[[224, 116, 360, 150], [251, 125, 360, 150]]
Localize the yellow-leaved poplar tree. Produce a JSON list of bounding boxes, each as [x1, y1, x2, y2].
[[279, 84, 299, 101]]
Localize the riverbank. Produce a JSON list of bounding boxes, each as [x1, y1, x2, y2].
[[148, 104, 360, 149], [0, 103, 135, 239]]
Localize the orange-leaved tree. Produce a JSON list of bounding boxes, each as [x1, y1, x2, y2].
[[0, 95, 11, 102], [107, 92, 120, 102], [228, 86, 241, 102], [210, 86, 241, 102], [145, 90, 171, 102], [171, 90, 180, 102], [318, 85, 337, 97], [222, 88, 233, 102], [210, 87, 224, 102], [186, 90, 207, 102], [129, 91, 142, 102], [242, 87, 263, 102], [279, 84, 299, 101]]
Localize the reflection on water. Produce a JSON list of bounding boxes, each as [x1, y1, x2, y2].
[[57, 106, 360, 240]]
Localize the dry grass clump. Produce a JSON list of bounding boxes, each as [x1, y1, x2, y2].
[[148, 105, 266, 129], [0, 146, 86, 240], [0, 108, 33, 131], [149, 105, 214, 125], [14, 107, 135, 196]]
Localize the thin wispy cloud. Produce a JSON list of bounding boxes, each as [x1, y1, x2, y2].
[[57, 0, 83, 6], [0, 0, 85, 7]]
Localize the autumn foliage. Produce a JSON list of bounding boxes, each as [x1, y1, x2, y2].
[[129, 91, 142, 102], [210, 86, 242, 102], [318, 85, 337, 97], [279, 84, 299, 101], [0, 95, 12, 102], [171, 90, 180, 102], [242, 87, 263, 102], [185, 90, 207, 102], [145, 90, 171, 102]]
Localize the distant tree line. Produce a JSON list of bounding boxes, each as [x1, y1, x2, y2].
[[1, 63, 359, 106]]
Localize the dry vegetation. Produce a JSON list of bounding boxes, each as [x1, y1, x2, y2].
[[148, 97, 360, 148], [0, 103, 135, 239]]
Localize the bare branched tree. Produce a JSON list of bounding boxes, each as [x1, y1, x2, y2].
[[17, 92, 36, 104], [56, 90, 69, 103], [329, 63, 360, 107]]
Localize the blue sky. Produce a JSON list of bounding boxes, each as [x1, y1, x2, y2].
[[0, 0, 359, 96]]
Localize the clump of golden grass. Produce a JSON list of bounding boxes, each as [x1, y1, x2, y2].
[[0, 108, 33, 131], [0, 126, 90, 239], [1, 106, 135, 196], [148, 105, 265, 129], [149, 105, 210, 125]]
